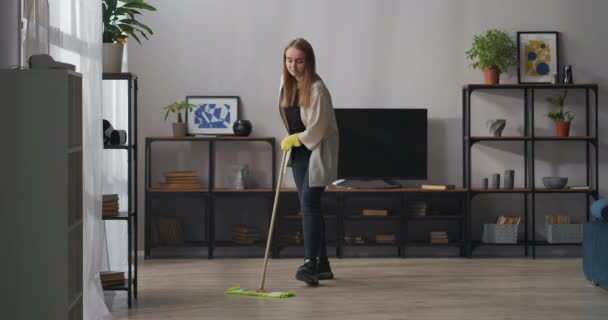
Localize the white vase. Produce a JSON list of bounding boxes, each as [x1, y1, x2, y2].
[[102, 43, 124, 73]]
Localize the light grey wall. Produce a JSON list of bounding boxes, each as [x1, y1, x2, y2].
[[0, 0, 20, 68], [130, 0, 608, 251]]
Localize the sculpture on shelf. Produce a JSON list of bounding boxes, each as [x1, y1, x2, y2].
[[487, 119, 506, 137], [233, 164, 250, 190], [504, 170, 514, 189], [233, 120, 252, 136], [491, 173, 501, 189]]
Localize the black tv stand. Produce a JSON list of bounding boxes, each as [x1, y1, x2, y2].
[[332, 179, 402, 189]]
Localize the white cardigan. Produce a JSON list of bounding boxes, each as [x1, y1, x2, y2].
[[278, 79, 339, 187]]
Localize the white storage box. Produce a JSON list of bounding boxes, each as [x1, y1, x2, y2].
[[482, 224, 519, 244], [546, 223, 583, 244]]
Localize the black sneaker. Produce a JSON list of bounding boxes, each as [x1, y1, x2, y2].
[[295, 259, 319, 286], [317, 258, 334, 280]]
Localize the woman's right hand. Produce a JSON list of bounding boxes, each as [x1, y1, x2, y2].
[[281, 134, 302, 151]]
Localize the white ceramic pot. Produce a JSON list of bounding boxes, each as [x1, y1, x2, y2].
[[102, 43, 124, 73]]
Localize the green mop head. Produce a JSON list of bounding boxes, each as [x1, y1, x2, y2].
[[225, 286, 296, 298]]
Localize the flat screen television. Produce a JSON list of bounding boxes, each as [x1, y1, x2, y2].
[[334, 108, 427, 186]]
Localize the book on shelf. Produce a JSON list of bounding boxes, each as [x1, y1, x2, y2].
[[567, 185, 591, 190], [362, 209, 388, 216], [495, 216, 522, 224], [545, 214, 572, 224], [100, 270, 125, 287], [421, 184, 455, 190], [102, 194, 118, 202], [429, 231, 448, 243]]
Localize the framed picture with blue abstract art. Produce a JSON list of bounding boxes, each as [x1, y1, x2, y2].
[[517, 31, 559, 84], [185, 96, 239, 135]]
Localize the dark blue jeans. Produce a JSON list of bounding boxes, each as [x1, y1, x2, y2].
[[291, 147, 327, 260]]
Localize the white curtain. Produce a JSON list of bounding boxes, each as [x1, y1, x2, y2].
[[21, 0, 50, 63], [43, 0, 112, 319]]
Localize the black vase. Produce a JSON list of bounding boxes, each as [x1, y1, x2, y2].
[[233, 120, 252, 136]]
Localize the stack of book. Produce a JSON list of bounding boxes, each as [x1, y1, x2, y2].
[[102, 194, 119, 217], [344, 235, 366, 244], [430, 231, 449, 244], [407, 201, 428, 217], [375, 234, 396, 244], [545, 214, 571, 224], [100, 270, 124, 288], [281, 231, 303, 245], [361, 209, 388, 217], [231, 225, 260, 244], [496, 216, 522, 224], [159, 171, 202, 190]]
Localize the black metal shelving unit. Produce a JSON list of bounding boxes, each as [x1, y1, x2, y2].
[[272, 189, 468, 259], [463, 83, 599, 258], [144, 136, 276, 259], [101, 72, 138, 307]]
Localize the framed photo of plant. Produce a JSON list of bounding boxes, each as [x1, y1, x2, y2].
[[185, 96, 240, 135], [517, 31, 559, 83]]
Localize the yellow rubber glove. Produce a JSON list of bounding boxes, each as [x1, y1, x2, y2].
[[281, 133, 302, 151]]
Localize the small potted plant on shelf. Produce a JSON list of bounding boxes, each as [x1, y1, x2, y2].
[[163, 101, 195, 137], [465, 29, 517, 85], [102, 0, 157, 73], [546, 90, 573, 137]]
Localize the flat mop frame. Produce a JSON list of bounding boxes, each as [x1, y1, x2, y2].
[[225, 149, 296, 298]]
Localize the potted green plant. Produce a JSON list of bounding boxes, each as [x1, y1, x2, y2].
[[163, 101, 195, 137], [465, 29, 517, 84], [102, 0, 156, 72], [546, 90, 573, 137]]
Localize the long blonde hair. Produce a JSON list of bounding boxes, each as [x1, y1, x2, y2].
[[281, 38, 319, 108]]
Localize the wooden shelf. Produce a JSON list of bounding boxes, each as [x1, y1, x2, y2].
[[407, 241, 465, 247], [102, 278, 133, 291], [214, 241, 266, 247], [347, 215, 400, 220], [282, 215, 336, 220], [103, 144, 135, 150], [147, 188, 208, 193], [213, 188, 273, 193], [533, 136, 595, 141], [467, 136, 530, 142], [407, 215, 464, 220], [146, 136, 274, 142], [102, 72, 138, 80], [535, 188, 595, 194], [471, 188, 531, 193], [464, 83, 598, 90], [102, 211, 130, 221], [326, 187, 467, 193], [530, 240, 581, 246]]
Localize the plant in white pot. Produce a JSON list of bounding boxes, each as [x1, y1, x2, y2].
[[102, 0, 156, 72], [465, 29, 517, 84], [546, 90, 574, 137], [163, 101, 195, 137]]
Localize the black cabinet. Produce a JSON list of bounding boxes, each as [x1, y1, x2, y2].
[[274, 189, 468, 258]]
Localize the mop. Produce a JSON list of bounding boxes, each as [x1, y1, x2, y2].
[[225, 150, 296, 298]]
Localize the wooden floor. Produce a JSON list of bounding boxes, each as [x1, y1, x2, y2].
[[107, 258, 608, 320]]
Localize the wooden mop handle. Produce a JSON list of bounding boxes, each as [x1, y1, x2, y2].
[[258, 149, 288, 292]]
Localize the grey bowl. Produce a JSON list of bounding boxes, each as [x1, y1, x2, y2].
[[542, 177, 568, 189]]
